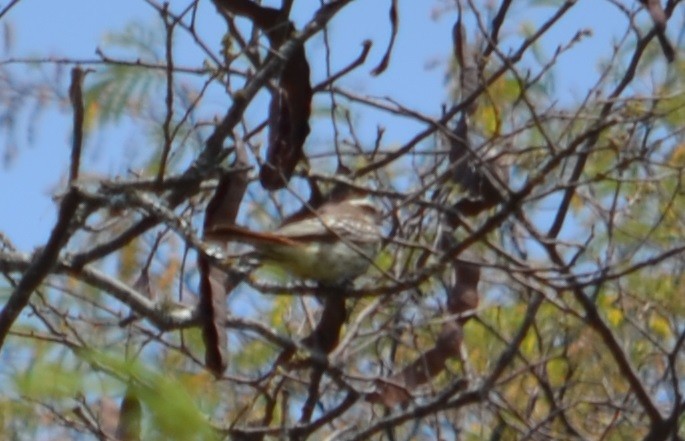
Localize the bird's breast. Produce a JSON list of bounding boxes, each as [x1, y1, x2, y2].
[[259, 240, 378, 285]]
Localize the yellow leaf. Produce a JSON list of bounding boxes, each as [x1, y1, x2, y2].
[[158, 258, 180, 291], [84, 99, 100, 133], [520, 330, 537, 356], [479, 104, 500, 137], [649, 313, 672, 339], [670, 143, 685, 167], [546, 359, 568, 385], [606, 307, 623, 327]]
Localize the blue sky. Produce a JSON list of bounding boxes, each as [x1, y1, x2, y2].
[[0, 0, 667, 250]]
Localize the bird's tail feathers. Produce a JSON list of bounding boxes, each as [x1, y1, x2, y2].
[[205, 225, 300, 247]]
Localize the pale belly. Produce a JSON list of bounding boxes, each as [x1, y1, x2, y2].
[[260, 240, 377, 285]]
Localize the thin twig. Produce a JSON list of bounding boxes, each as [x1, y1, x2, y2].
[[0, 189, 81, 349], [157, 5, 176, 183]]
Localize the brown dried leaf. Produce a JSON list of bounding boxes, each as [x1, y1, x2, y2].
[[452, 9, 479, 114], [213, 0, 312, 190], [260, 49, 312, 190], [448, 114, 506, 219], [447, 261, 480, 320], [199, 145, 249, 376], [368, 322, 464, 407], [115, 386, 142, 441], [367, 260, 478, 407], [301, 294, 347, 354], [370, 0, 398, 76], [198, 258, 230, 377]]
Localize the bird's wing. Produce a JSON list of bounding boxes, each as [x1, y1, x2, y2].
[[276, 214, 379, 243], [273, 216, 334, 240]]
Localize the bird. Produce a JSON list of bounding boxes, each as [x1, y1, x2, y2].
[[206, 193, 383, 286]]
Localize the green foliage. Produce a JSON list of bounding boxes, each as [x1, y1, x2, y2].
[[85, 22, 165, 129], [16, 360, 85, 400], [9, 348, 218, 440], [86, 351, 218, 441]]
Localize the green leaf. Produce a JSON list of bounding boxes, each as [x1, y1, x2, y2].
[[16, 361, 84, 399], [84, 351, 219, 441]]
